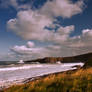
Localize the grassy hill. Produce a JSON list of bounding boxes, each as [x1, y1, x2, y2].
[[25, 52, 92, 63]]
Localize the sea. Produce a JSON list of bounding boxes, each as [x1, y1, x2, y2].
[[0, 61, 84, 89]]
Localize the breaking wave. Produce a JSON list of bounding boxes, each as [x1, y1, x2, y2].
[[0, 64, 43, 71]]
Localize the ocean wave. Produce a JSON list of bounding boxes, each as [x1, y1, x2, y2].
[[0, 63, 84, 72], [0, 64, 43, 71]]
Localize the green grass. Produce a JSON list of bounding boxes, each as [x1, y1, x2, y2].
[[3, 67, 92, 92]]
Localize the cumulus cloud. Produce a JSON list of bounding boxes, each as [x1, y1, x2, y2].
[[10, 28, 92, 60], [7, 0, 85, 43], [11, 41, 36, 55], [40, 0, 84, 18], [52, 25, 75, 44], [10, 42, 75, 60], [0, 0, 18, 9], [0, 0, 31, 10], [11, 42, 51, 60], [7, 0, 85, 42], [27, 41, 35, 48], [7, 10, 53, 41], [6, 0, 92, 60], [7, 10, 75, 43], [11, 32, 92, 60], [70, 29, 92, 47]]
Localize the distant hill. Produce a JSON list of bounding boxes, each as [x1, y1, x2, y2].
[[25, 52, 92, 63]]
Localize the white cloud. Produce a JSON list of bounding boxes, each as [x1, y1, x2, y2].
[[40, 0, 84, 18], [0, 0, 85, 15], [6, 0, 92, 60], [7, 10, 53, 41], [10, 29, 92, 60], [0, 0, 18, 9], [27, 41, 35, 48], [11, 41, 36, 55], [7, 0, 85, 37], [7, 0, 85, 43], [52, 25, 75, 44], [0, 0, 31, 10], [11, 44, 50, 60], [10, 42, 73, 60], [7, 11, 75, 43], [70, 29, 92, 47]]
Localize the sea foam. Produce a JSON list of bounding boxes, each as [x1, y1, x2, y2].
[[0, 64, 43, 71], [0, 63, 84, 88]]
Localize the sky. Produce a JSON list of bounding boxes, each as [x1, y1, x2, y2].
[[0, 0, 92, 61]]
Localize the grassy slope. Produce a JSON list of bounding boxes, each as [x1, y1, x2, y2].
[[25, 53, 92, 63], [3, 68, 92, 92]]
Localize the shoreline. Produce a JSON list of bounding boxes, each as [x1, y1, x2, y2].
[[0, 68, 78, 91], [0, 63, 83, 91]]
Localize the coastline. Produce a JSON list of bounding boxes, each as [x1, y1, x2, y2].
[[0, 68, 78, 91], [0, 63, 84, 90]]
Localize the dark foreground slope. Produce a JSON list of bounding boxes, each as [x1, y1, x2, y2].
[[25, 52, 92, 63]]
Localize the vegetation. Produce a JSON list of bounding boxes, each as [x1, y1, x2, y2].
[[2, 67, 92, 92], [83, 59, 92, 68], [25, 52, 92, 63]]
